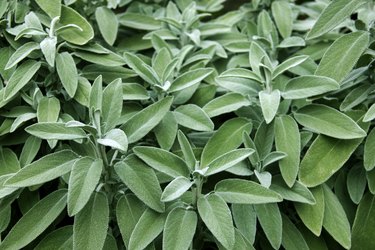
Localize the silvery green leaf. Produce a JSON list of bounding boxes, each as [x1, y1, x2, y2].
[[259, 89, 280, 124], [161, 176, 193, 202], [98, 129, 128, 152], [40, 37, 57, 67], [5, 42, 40, 70]]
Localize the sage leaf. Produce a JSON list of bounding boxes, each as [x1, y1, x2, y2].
[[56, 52, 78, 98], [174, 104, 214, 131], [281, 214, 309, 250], [202, 93, 251, 118], [35, 0, 61, 18], [197, 194, 235, 250], [169, 68, 214, 93], [40, 37, 57, 67], [271, 1, 292, 39], [161, 176, 193, 202], [73, 192, 109, 250], [163, 208, 197, 250], [5, 150, 78, 187], [254, 203, 282, 249], [119, 13, 162, 30], [272, 56, 309, 79], [5, 42, 40, 70], [294, 104, 366, 139], [0, 189, 67, 250], [232, 204, 257, 244], [102, 79, 123, 133], [34, 226, 73, 250], [67, 158, 103, 216], [364, 128, 375, 171], [95, 7, 118, 45], [352, 193, 375, 249], [25, 122, 87, 140], [315, 31, 369, 83], [259, 89, 280, 124], [98, 129, 128, 152]]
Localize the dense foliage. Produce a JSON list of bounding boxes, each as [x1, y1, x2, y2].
[[0, 0, 374, 249]]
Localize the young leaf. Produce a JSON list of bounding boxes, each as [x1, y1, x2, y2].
[[5, 42, 40, 70], [168, 68, 213, 93], [128, 208, 166, 250], [161, 176, 193, 202], [163, 208, 197, 250], [254, 203, 282, 249], [133, 146, 189, 178], [197, 194, 235, 250], [114, 156, 165, 212], [25, 122, 87, 140], [98, 129, 128, 152], [202, 93, 251, 118], [5, 150, 78, 187], [57, 6, 94, 45], [275, 115, 300, 187], [73, 192, 109, 250], [259, 90, 280, 124], [4, 60, 41, 101], [116, 195, 145, 248], [40, 37, 57, 67], [89, 75, 103, 112], [121, 96, 173, 143], [201, 118, 252, 167], [204, 149, 254, 176], [363, 103, 375, 122], [0, 189, 67, 250], [173, 104, 214, 131], [271, 1, 292, 39], [306, 0, 366, 40], [315, 31, 369, 83], [295, 186, 325, 236], [124, 52, 159, 85], [282, 76, 339, 99], [322, 185, 351, 249], [177, 131, 196, 171], [352, 193, 375, 249], [272, 56, 308, 79], [56, 52, 78, 97], [294, 104, 366, 139], [102, 79, 123, 133], [68, 158, 103, 216], [95, 7, 118, 45], [214, 179, 282, 204]]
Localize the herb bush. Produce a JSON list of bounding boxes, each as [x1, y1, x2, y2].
[[0, 0, 374, 249]]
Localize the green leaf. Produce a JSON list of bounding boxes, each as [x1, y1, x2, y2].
[[128, 208, 166, 250], [352, 193, 375, 250], [294, 104, 366, 139], [197, 194, 235, 250], [272, 56, 309, 79], [56, 52, 78, 97], [232, 204, 257, 244], [98, 129, 128, 152], [73, 192, 109, 250], [5, 150, 77, 187], [4, 60, 41, 101], [154, 112, 177, 150], [163, 208, 197, 250], [115, 156, 165, 212], [37, 97, 60, 123], [270, 176, 315, 205], [275, 115, 300, 187], [89, 75, 103, 112], [40, 37, 57, 67], [259, 90, 280, 124], [174, 104, 213, 131], [271, 1, 292, 39], [25, 122, 87, 140], [133, 146, 189, 178], [116, 195, 145, 248], [364, 128, 375, 171], [102, 79, 123, 133], [254, 203, 282, 249], [347, 165, 366, 204], [123, 83, 149, 100], [67, 157, 103, 216], [299, 135, 363, 187], [19, 136, 42, 167], [95, 7, 118, 45], [121, 96, 173, 143], [315, 31, 369, 83], [124, 52, 159, 85], [254, 121, 275, 160], [5, 42, 40, 70], [161, 176, 192, 202], [202, 93, 251, 118], [295, 186, 325, 236], [282, 76, 339, 99], [74, 51, 126, 66], [281, 214, 309, 250], [0, 189, 67, 250], [363, 103, 375, 122], [119, 13, 162, 30], [306, 0, 366, 40], [169, 68, 214, 93], [177, 130, 195, 170], [35, 0, 61, 18], [205, 149, 254, 176], [322, 184, 351, 249], [34, 226, 73, 250], [219, 68, 261, 82], [201, 118, 252, 167], [57, 5, 94, 45], [0, 148, 20, 176], [215, 178, 282, 204]]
